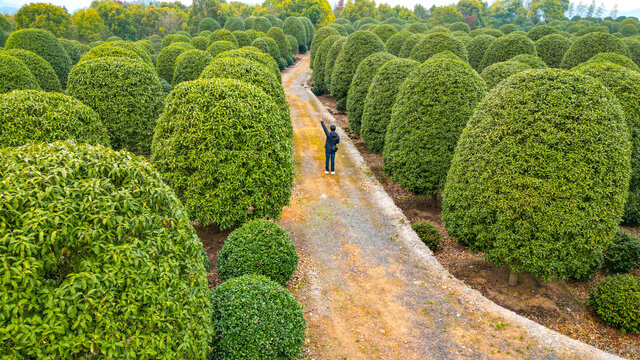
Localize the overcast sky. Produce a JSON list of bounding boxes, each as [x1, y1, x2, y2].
[[0, 0, 637, 13]]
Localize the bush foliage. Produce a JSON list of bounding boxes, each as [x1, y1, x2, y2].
[[527, 24, 559, 41], [0, 141, 213, 358], [584, 52, 640, 72], [510, 53, 547, 68], [311, 35, 342, 95], [588, 274, 640, 334], [535, 33, 571, 68], [224, 16, 245, 32], [172, 49, 212, 84], [283, 16, 307, 52], [481, 60, 531, 89], [467, 34, 496, 71], [206, 40, 237, 58], [310, 26, 340, 66], [0, 54, 40, 93], [410, 32, 468, 63], [208, 29, 238, 46], [323, 37, 347, 93], [561, 32, 630, 69], [385, 31, 412, 56], [2, 49, 60, 92], [215, 47, 280, 81], [481, 32, 536, 70], [156, 42, 194, 83], [442, 69, 631, 281], [371, 24, 398, 43], [602, 231, 640, 273], [412, 221, 441, 251], [199, 17, 220, 32]]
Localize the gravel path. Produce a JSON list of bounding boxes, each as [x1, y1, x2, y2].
[[279, 55, 627, 360]]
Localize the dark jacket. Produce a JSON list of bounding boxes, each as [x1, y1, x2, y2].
[[321, 121, 340, 151]]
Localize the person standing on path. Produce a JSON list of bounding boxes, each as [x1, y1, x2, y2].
[[321, 120, 340, 175]]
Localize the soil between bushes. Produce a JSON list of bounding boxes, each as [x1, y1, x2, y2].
[[314, 93, 640, 359]]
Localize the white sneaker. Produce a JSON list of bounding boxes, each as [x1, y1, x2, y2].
[[325, 171, 329, 174], [331, 171, 335, 175]]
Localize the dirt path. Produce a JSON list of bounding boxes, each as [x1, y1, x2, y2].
[[279, 56, 626, 360]]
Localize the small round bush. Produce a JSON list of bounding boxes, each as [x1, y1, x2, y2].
[[283, 16, 307, 52], [251, 37, 271, 54], [330, 30, 385, 101], [4, 28, 71, 88], [346, 51, 395, 134], [0, 140, 213, 358], [0, 54, 40, 93], [481, 32, 536, 70], [244, 16, 256, 30], [260, 35, 285, 68], [199, 17, 220, 32], [245, 29, 260, 41], [166, 33, 191, 46], [442, 69, 631, 281], [59, 38, 82, 65], [172, 49, 212, 84], [136, 39, 155, 57], [156, 42, 194, 83], [584, 52, 640, 72], [588, 274, 640, 334], [79, 45, 144, 64], [217, 220, 298, 284], [161, 34, 176, 48], [286, 34, 298, 55], [329, 23, 349, 36], [208, 29, 237, 46], [216, 47, 280, 82], [311, 35, 342, 95], [252, 16, 272, 33], [412, 221, 441, 251], [384, 58, 485, 196], [310, 26, 340, 65], [467, 34, 496, 72], [267, 14, 283, 28], [190, 35, 208, 50], [535, 33, 571, 68], [300, 16, 315, 46], [268, 26, 291, 59], [106, 35, 122, 42], [207, 40, 237, 58], [371, 24, 398, 43], [106, 41, 154, 65], [500, 24, 519, 34], [361, 58, 419, 152], [211, 274, 306, 359], [449, 21, 470, 33], [232, 30, 251, 47], [3, 48, 61, 92], [482, 28, 505, 38], [323, 37, 347, 91], [510, 53, 547, 68], [410, 32, 468, 63], [151, 78, 293, 229], [224, 16, 245, 31], [405, 22, 429, 34], [398, 33, 425, 58], [620, 23, 639, 37], [385, 31, 412, 56], [527, 25, 559, 41], [355, 17, 377, 29], [67, 57, 164, 154], [622, 38, 640, 66], [430, 50, 464, 62], [602, 231, 640, 273], [428, 26, 451, 34], [561, 32, 631, 69], [0, 90, 109, 147], [481, 60, 531, 89]]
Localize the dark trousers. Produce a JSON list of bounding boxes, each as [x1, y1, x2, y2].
[[325, 150, 335, 172]]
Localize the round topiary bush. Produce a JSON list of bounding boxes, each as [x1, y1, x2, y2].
[[371, 24, 398, 43], [190, 35, 208, 50], [510, 53, 547, 68], [286, 34, 298, 55], [2, 49, 61, 92], [59, 38, 82, 65], [588, 274, 640, 334], [156, 42, 194, 83], [67, 57, 164, 154], [583, 52, 640, 72], [0, 54, 40, 93], [151, 78, 293, 229], [267, 14, 283, 28], [481, 28, 505, 38], [571, 61, 640, 225], [311, 35, 342, 95], [361, 58, 419, 153], [208, 29, 238, 47], [259, 35, 285, 69], [405, 22, 429, 34], [560, 32, 630, 69], [0, 90, 109, 147], [207, 40, 237, 58], [481, 32, 536, 70], [527, 24, 559, 41], [4, 28, 71, 88], [622, 37, 640, 66], [602, 231, 640, 273], [216, 47, 281, 81], [244, 16, 256, 30], [217, 219, 298, 285], [300, 17, 315, 46], [620, 23, 638, 37], [251, 37, 271, 54], [172, 49, 212, 84], [346, 51, 395, 134], [500, 24, 519, 34], [449, 21, 470, 33], [267, 26, 291, 59], [383, 58, 486, 196], [323, 36, 347, 92], [329, 23, 349, 36], [442, 69, 631, 281], [210, 274, 306, 359], [224, 16, 245, 31], [0, 140, 213, 358], [410, 32, 468, 63], [232, 30, 251, 47], [412, 221, 441, 251], [79, 45, 145, 64], [252, 16, 272, 33], [199, 17, 220, 32], [384, 31, 412, 56], [161, 34, 176, 48], [102, 40, 153, 66], [481, 60, 531, 89], [283, 16, 307, 52], [398, 33, 425, 58], [535, 33, 571, 68], [467, 34, 496, 72], [310, 26, 340, 66], [106, 35, 122, 42], [330, 30, 385, 101]]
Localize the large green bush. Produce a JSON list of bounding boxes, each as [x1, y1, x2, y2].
[[210, 275, 306, 359], [481, 32, 536, 70], [217, 219, 298, 285], [588, 274, 640, 334], [2, 49, 61, 92], [405, 22, 429, 34], [481, 60, 531, 89], [251, 37, 271, 54], [5, 28, 71, 88], [371, 24, 398, 43], [267, 26, 290, 59], [384, 31, 412, 56], [527, 24, 559, 41], [383, 58, 485, 196], [67, 57, 164, 154], [267, 14, 283, 28], [172, 49, 212, 84], [510, 53, 547, 68], [560, 32, 630, 69], [323, 37, 347, 92], [259, 35, 285, 69], [300, 17, 315, 46], [101, 40, 153, 66], [361, 58, 419, 153], [398, 33, 424, 58], [467, 34, 496, 72], [190, 35, 208, 50], [252, 16, 272, 33], [330, 30, 385, 102], [206, 40, 237, 58], [442, 69, 631, 281], [0, 90, 108, 147], [285, 34, 298, 55], [232, 30, 251, 47], [535, 33, 571, 68], [151, 78, 293, 229], [199, 17, 221, 32], [622, 38, 640, 66], [310, 26, 340, 66], [156, 42, 194, 83], [215, 47, 280, 81], [283, 16, 307, 52], [410, 32, 468, 63], [224, 16, 245, 31], [602, 230, 640, 273], [311, 35, 342, 95], [79, 45, 144, 64], [0, 141, 213, 358], [0, 54, 40, 93], [208, 29, 238, 46], [583, 52, 640, 72], [346, 51, 395, 134], [59, 38, 82, 65]]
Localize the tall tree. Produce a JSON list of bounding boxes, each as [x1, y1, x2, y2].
[[333, 0, 345, 19], [431, 6, 463, 25], [71, 8, 107, 42], [414, 4, 428, 19], [94, 1, 136, 40], [274, 0, 335, 26], [340, 0, 377, 22], [15, 3, 71, 37]]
